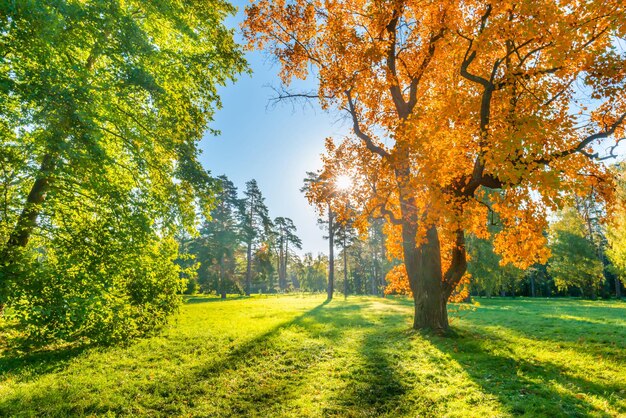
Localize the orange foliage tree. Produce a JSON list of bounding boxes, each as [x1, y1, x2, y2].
[[244, 0, 626, 333]]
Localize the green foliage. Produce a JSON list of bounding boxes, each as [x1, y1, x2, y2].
[[190, 176, 245, 296], [0, 296, 624, 416], [0, 0, 247, 345], [295, 254, 328, 292], [8, 235, 184, 346], [607, 163, 626, 292], [548, 207, 604, 298], [467, 235, 525, 297]]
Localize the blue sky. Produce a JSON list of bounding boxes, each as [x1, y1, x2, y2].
[[199, 1, 349, 256]]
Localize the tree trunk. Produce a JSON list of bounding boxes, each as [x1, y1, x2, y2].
[[616, 277, 622, 299], [284, 239, 289, 290], [278, 237, 285, 291], [3, 154, 55, 253], [327, 206, 334, 301], [343, 236, 348, 298], [219, 255, 227, 299], [245, 240, 252, 296], [372, 255, 378, 296], [380, 230, 387, 298], [403, 222, 449, 333], [275, 249, 281, 292]]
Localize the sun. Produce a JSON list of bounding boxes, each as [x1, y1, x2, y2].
[[335, 174, 353, 192]]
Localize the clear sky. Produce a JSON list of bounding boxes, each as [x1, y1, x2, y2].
[[199, 1, 348, 256]]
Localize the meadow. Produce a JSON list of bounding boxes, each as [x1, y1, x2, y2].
[[0, 295, 624, 417]]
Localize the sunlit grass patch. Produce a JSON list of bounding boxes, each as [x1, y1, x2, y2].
[[0, 295, 624, 417]]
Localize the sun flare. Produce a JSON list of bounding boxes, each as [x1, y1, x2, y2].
[[335, 174, 353, 191]]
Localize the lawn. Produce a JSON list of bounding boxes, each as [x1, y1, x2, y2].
[[0, 295, 624, 417]]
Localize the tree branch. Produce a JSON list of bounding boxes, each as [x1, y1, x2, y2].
[[345, 90, 390, 158]]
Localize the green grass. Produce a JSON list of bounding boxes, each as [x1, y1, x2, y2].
[[1, 295, 624, 417]]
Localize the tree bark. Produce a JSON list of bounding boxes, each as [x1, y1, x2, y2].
[[327, 205, 334, 301], [3, 154, 56, 253], [615, 277, 622, 299], [372, 252, 378, 296], [403, 223, 449, 333]]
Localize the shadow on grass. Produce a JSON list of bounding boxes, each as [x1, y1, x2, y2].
[[0, 344, 90, 382], [428, 327, 622, 416], [426, 298, 626, 416], [0, 299, 411, 417], [2, 297, 623, 417]]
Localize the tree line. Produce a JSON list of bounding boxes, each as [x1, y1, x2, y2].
[[467, 178, 626, 299], [180, 175, 391, 299]]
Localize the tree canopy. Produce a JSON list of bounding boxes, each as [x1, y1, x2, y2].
[[245, 0, 626, 332], [0, 0, 247, 345]]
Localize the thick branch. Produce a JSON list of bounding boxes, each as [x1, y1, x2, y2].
[[345, 90, 390, 158], [443, 229, 467, 298]]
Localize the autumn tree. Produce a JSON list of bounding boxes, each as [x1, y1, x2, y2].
[[245, 0, 626, 332], [0, 0, 246, 344], [242, 179, 273, 296]]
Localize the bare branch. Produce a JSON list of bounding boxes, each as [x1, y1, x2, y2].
[[537, 112, 626, 164]]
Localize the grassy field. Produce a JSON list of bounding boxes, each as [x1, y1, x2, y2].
[[0, 295, 624, 417]]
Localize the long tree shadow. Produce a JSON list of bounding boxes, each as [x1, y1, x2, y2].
[[466, 298, 626, 363], [428, 325, 623, 416], [150, 300, 409, 417], [0, 300, 335, 416]]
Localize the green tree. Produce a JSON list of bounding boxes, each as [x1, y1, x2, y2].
[[302, 171, 337, 300], [192, 176, 245, 298], [548, 207, 604, 298], [0, 0, 246, 345], [274, 216, 302, 291], [296, 253, 328, 292], [242, 179, 272, 296], [467, 235, 525, 297], [336, 221, 357, 297], [607, 163, 626, 298]]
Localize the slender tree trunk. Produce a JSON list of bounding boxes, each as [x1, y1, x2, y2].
[[277, 238, 283, 290], [245, 195, 254, 296], [284, 239, 290, 289], [343, 233, 348, 298], [615, 277, 622, 299], [246, 240, 252, 296], [275, 250, 280, 292], [327, 205, 334, 301], [380, 230, 387, 298], [219, 254, 226, 299], [372, 254, 378, 296], [530, 274, 536, 297]]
